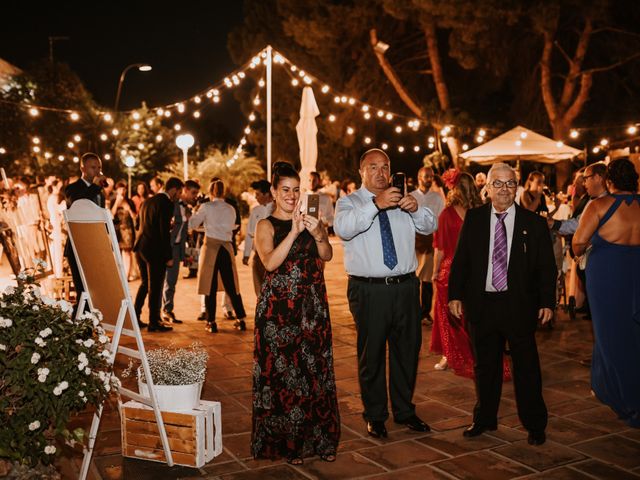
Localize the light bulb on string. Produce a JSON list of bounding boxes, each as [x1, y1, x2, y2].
[[258, 79, 265, 87], [137, 143, 145, 150], [58, 155, 64, 161], [333, 96, 340, 104], [104, 154, 111, 160], [291, 78, 299, 86], [321, 85, 329, 93], [428, 136, 435, 143], [146, 119, 153, 126], [253, 97, 261, 106], [398, 146, 405, 153], [100, 134, 108, 141], [340, 96, 347, 103], [520, 132, 528, 139], [627, 125, 638, 135], [177, 103, 185, 113], [462, 144, 469, 151], [32, 137, 40, 144], [476, 136, 484, 143], [290, 65, 297, 72], [193, 111, 201, 118], [103, 113, 113, 123], [111, 128, 119, 136], [570, 129, 579, 139], [29, 107, 39, 117], [593, 146, 600, 153], [556, 141, 564, 148], [348, 98, 355, 105], [73, 156, 79, 163], [164, 111, 172, 118], [44, 151, 52, 158], [298, 70, 305, 77], [67, 142, 74, 148], [478, 129, 486, 137], [328, 114, 336, 122], [381, 143, 388, 150], [249, 113, 256, 121], [303, 76, 312, 84], [362, 105, 369, 112], [238, 71, 246, 79], [363, 112, 371, 120], [600, 138, 608, 146], [33, 146, 41, 153], [428, 143, 434, 149], [377, 110, 384, 117], [174, 124, 182, 131], [73, 134, 81, 142], [132, 111, 141, 120], [395, 126, 402, 133], [157, 108, 164, 116], [385, 113, 393, 121], [414, 146, 420, 152], [132, 123, 140, 130], [194, 96, 201, 104], [346, 127, 354, 135], [515, 140, 522, 146], [364, 137, 372, 144], [0, 148, 5, 154], [155, 135, 163, 142], [70, 112, 79, 121], [213, 96, 220, 103], [244, 127, 251, 134]]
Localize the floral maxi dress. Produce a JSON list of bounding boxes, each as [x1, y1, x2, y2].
[[251, 216, 340, 460]]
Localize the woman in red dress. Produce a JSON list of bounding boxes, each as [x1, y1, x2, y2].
[[431, 170, 511, 381]]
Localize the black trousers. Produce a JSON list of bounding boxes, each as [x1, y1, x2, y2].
[[468, 292, 547, 432], [134, 251, 167, 325], [420, 280, 433, 318], [67, 250, 85, 318], [347, 276, 422, 423], [205, 247, 246, 322]]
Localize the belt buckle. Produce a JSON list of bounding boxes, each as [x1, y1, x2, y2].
[[385, 276, 393, 285]]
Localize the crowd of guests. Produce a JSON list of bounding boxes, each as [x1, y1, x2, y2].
[[8, 148, 637, 465]]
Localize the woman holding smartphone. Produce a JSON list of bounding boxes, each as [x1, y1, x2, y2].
[[251, 162, 340, 465]]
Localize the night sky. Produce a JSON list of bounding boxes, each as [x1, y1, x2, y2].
[[1, 1, 246, 140]]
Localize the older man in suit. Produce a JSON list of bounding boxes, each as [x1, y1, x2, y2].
[[64, 152, 107, 314], [448, 162, 556, 446], [134, 176, 184, 332]]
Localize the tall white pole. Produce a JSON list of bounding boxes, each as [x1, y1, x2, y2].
[[266, 45, 273, 181], [182, 149, 188, 181]]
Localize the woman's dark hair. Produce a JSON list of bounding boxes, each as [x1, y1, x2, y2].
[[271, 162, 299, 187], [136, 182, 150, 197], [607, 158, 639, 192]]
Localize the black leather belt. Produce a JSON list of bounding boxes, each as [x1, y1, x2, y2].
[[349, 272, 415, 285]]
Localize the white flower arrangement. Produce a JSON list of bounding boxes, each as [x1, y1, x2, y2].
[[124, 342, 209, 386]]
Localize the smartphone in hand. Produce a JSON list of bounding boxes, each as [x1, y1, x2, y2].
[[306, 193, 320, 219], [391, 172, 406, 197]]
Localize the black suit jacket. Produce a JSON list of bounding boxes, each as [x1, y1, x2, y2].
[[448, 202, 556, 331], [64, 178, 104, 257], [134, 193, 174, 263]]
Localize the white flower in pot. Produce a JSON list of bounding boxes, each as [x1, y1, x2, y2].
[[132, 343, 209, 412]]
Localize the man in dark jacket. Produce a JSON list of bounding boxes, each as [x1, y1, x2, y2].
[[448, 162, 556, 446], [134, 176, 184, 332]]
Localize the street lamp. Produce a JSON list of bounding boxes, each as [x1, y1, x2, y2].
[[176, 134, 195, 181], [123, 155, 136, 198], [114, 63, 152, 113]]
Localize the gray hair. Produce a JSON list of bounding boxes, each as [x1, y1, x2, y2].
[[487, 162, 517, 183]]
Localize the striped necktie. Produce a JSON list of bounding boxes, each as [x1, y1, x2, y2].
[[492, 212, 508, 291]]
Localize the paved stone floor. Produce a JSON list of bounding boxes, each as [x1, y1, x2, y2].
[[62, 240, 640, 479]]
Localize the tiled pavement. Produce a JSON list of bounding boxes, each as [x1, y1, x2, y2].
[[61, 240, 640, 479]]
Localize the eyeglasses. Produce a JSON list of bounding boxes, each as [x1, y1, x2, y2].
[[490, 180, 518, 189]]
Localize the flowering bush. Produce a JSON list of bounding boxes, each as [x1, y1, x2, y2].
[[0, 265, 118, 468], [131, 343, 208, 386]]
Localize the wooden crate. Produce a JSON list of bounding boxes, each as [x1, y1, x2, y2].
[[121, 400, 222, 468]]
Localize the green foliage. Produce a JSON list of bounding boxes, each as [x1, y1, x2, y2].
[[0, 263, 116, 467], [162, 146, 265, 198]]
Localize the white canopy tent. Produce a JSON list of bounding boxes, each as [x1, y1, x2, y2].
[[460, 125, 584, 165], [296, 85, 320, 191]]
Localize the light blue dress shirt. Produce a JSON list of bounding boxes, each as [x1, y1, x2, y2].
[[334, 187, 438, 277]]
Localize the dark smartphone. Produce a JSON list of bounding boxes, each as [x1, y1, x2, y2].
[[306, 193, 320, 218], [391, 172, 406, 196]]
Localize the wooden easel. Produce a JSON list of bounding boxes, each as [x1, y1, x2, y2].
[[64, 200, 173, 479]]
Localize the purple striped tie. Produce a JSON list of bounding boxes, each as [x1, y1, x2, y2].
[[492, 212, 508, 291]]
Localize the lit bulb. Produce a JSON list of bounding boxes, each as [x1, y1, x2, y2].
[[193, 111, 201, 118], [33, 146, 41, 153], [334, 96, 340, 104], [570, 130, 579, 139], [58, 155, 64, 161], [32, 137, 40, 144], [556, 141, 564, 148], [442, 137, 448, 143], [238, 71, 246, 79], [240, 138, 247, 145], [103, 113, 113, 123], [303, 76, 312, 84], [73, 156, 79, 163], [377, 110, 384, 117], [395, 126, 402, 133], [157, 108, 164, 116], [364, 112, 371, 120], [194, 96, 201, 104], [600, 138, 608, 146], [398, 146, 405, 152], [0, 148, 6, 154], [155, 135, 163, 142], [132, 111, 141, 120], [348, 97, 355, 105], [476, 136, 484, 143], [249, 113, 256, 121], [244, 127, 251, 134], [627, 126, 637, 135], [428, 143, 434, 149], [100, 133, 108, 141], [340, 96, 347, 103], [232, 75, 240, 85], [428, 137, 435, 143], [321, 85, 329, 93], [73, 134, 81, 142], [29, 107, 39, 117], [347, 127, 354, 135], [213, 96, 220, 103], [328, 114, 336, 122], [274, 54, 284, 64], [132, 123, 140, 130], [164, 111, 171, 118], [413, 146, 420, 152], [298, 70, 305, 77], [364, 137, 372, 144], [146, 119, 153, 126], [174, 124, 182, 131], [177, 103, 185, 113], [104, 154, 111, 160], [515, 140, 522, 146], [290, 65, 297, 72], [381, 143, 388, 150], [593, 146, 600, 153], [385, 113, 393, 120], [291, 78, 299, 86], [253, 97, 261, 106], [362, 105, 369, 112], [478, 129, 486, 137], [67, 142, 75, 148], [70, 112, 79, 121], [137, 143, 145, 150], [462, 144, 469, 151], [520, 132, 528, 139], [259, 79, 265, 87]]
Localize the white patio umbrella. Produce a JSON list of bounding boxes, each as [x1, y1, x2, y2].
[[296, 86, 320, 192]]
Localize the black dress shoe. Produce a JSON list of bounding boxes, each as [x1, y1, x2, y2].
[[528, 430, 546, 446], [162, 310, 183, 324], [234, 319, 247, 331], [197, 311, 208, 321], [205, 322, 218, 333], [366, 421, 387, 438], [396, 415, 431, 432], [148, 323, 173, 332], [463, 423, 497, 437]]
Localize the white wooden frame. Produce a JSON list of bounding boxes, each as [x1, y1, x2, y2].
[[63, 199, 174, 479]]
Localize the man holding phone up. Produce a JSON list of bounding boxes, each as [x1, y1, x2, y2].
[[335, 149, 437, 439]]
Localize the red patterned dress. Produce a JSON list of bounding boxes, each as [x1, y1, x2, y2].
[[251, 216, 340, 460], [431, 206, 511, 380]]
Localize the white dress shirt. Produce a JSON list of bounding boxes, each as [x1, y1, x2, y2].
[[243, 201, 274, 257], [189, 198, 237, 242], [334, 186, 438, 277], [410, 188, 445, 220], [485, 203, 516, 291]]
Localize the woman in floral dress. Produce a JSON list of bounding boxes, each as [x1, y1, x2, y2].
[[251, 162, 340, 465]]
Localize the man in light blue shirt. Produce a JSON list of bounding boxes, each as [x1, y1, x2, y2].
[[334, 149, 437, 439]]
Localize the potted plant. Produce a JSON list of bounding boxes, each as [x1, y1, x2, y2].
[[126, 343, 208, 412], [0, 262, 117, 477]]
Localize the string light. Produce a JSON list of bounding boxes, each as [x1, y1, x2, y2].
[[69, 112, 80, 121], [100, 134, 108, 141], [104, 154, 111, 160], [73, 134, 81, 142], [346, 127, 354, 135], [628, 125, 638, 135], [570, 129, 579, 138], [32, 137, 40, 144], [600, 138, 608, 146], [29, 107, 39, 117]]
